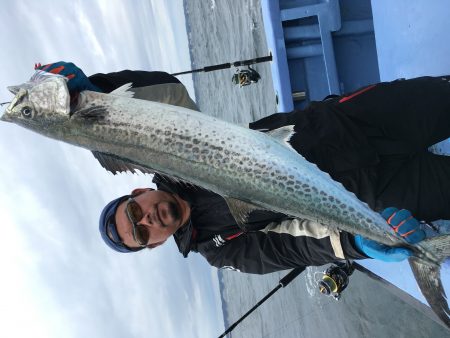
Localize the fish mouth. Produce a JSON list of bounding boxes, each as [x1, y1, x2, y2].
[[7, 85, 22, 95], [0, 89, 25, 122], [0, 103, 8, 121], [0, 111, 8, 122]]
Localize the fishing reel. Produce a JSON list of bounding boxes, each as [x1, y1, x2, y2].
[[317, 261, 355, 300], [232, 66, 261, 87]]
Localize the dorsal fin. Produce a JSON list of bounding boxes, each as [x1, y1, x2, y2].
[[91, 151, 196, 189], [266, 125, 296, 150], [224, 197, 266, 230], [110, 83, 134, 98]]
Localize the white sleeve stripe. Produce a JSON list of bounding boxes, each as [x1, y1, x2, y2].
[[259, 218, 345, 259], [330, 230, 345, 259], [260, 219, 331, 238]]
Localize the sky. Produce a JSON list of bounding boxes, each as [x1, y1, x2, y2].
[[0, 1, 224, 338]]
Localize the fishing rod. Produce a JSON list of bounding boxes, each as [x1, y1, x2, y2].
[[218, 267, 304, 338], [171, 54, 272, 76]]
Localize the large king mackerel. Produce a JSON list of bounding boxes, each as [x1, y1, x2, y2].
[[2, 72, 450, 326]]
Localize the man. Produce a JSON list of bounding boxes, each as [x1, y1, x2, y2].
[[100, 177, 425, 273], [41, 62, 434, 273]]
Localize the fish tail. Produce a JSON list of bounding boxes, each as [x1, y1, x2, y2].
[[409, 234, 450, 328]]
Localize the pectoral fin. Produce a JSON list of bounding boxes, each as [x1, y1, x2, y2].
[[71, 106, 108, 121]]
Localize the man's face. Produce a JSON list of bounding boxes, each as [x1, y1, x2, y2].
[[115, 189, 191, 248]]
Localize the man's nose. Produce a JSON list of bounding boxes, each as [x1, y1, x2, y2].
[[138, 211, 152, 226]]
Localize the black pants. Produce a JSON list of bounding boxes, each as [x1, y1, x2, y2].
[[251, 76, 450, 222], [336, 76, 450, 222]]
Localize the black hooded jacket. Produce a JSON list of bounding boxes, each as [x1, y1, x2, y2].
[[94, 70, 450, 273]]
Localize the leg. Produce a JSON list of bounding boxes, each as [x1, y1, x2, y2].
[[376, 151, 450, 222], [335, 76, 450, 150]]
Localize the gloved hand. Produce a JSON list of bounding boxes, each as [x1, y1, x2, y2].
[[381, 207, 426, 244], [34, 61, 101, 94], [354, 207, 426, 262], [354, 234, 412, 262]]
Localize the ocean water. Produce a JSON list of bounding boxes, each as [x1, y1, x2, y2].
[[184, 0, 277, 124], [183, 1, 450, 337]]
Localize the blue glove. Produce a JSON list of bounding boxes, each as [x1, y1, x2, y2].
[[354, 207, 425, 262], [354, 234, 412, 262], [35, 61, 101, 94], [381, 207, 426, 244]]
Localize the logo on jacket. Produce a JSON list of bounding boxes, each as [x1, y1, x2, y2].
[[213, 235, 226, 247]]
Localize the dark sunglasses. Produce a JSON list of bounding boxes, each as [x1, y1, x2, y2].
[[125, 198, 150, 247]]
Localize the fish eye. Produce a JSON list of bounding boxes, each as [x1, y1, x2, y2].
[[21, 106, 33, 118]]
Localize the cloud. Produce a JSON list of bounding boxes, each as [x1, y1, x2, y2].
[[74, 3, 107, 62], [0, 1, 219, 337]]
